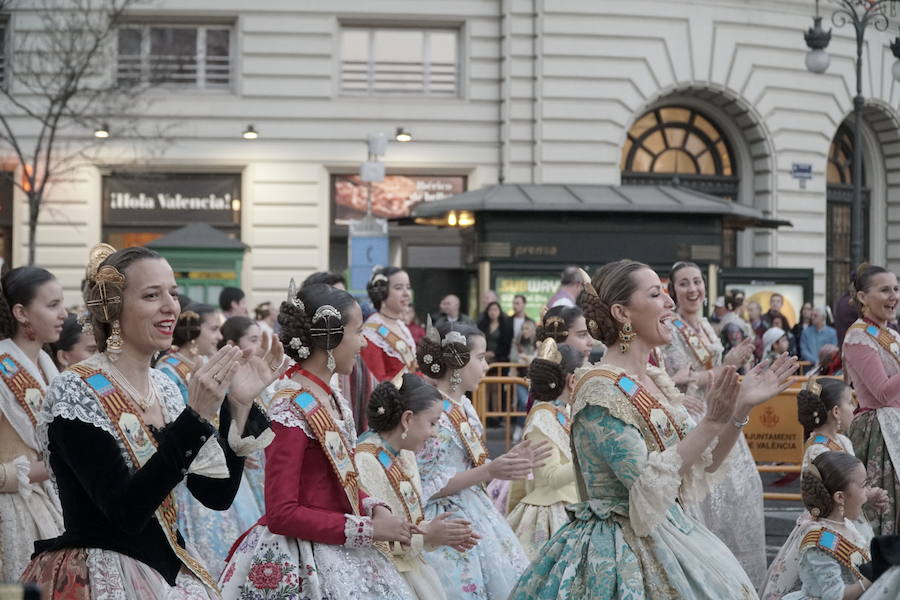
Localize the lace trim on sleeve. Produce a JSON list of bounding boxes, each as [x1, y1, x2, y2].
[[343, 514, 374, 548], [571, 371, 645, 434], [678, 440, 726, 507], [362, 496, 390, 517], [362, 327, 407, 364], [268, 397, 315, 439], [150, 369, 188, 423], [11, 455, 30, 497], [628, 445, 683, 537]]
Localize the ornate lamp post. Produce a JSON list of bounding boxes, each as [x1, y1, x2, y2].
[[804, 0, 900, 270]]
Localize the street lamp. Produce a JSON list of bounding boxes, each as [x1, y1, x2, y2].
[[804, 0, 900, 271]]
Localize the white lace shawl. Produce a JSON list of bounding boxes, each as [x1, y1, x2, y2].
[[267, 378, 358, 445], [524, 402, 572, 461], [0, 338, 60, 452]]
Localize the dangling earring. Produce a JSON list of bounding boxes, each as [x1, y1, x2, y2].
[[22, 320, 36, 342], [401, 425, 408, 440], [326, 349, 336, 373], [449, 369, 462, 393], [189, 339, 199, 356], [619, 322, 635, 353], [107, 320, 123, 361]]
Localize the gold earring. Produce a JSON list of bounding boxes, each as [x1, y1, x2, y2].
[[189, 339, 199, 356], [401, 425, 408, 440], [619, 322, 635, 353], [107, 320, 123, 361]]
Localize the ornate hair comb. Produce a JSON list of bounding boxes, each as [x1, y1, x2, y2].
[[806, 377, 822, 398], [287, 278, 304, 311], [537, 338, 562, 364], [442, 330, 467, 347]]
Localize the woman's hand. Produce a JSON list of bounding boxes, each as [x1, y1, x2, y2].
[[681, 394, 706, 417], [188, 345, 242, 422], [228, 330, 287, 409], [737, 353, 798, 410], [723, 339, 755, 368], [372, 506, 412, 545], [672, 366, 694, 387], [487, 450, 534, 481], [422, 512, 477, 550], [701, 366, 739, 425], [508, 439, 553, 470]]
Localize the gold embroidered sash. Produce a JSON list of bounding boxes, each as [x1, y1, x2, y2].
[[805, 433, 843, 453], [671, 318, 714, 370], [800, 527, 869, 580], [0, 354, 44, 427], [357, 442, 424, 525], [849, 321, 900, 367], [442, 397, 488, 467], [158, 353, 192, 386], [69, 365, 218, 592], [364, 322, 418, 371], [575, 368, 685, 453], [278, 387, 362, 516]]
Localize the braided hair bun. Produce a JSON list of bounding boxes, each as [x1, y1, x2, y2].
[[528, 343, 583, 402], [802, 451, 862, 519], [579, 260, 650, 346], [278, 282, 357, 363], [796, 378, 849, 439], [172, 304, 216, 348], [367, 373, 442, 433], [416, 321, 478, 379], [366, 266, 402, 310]]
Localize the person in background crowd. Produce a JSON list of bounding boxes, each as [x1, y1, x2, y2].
[[512, 319, 539, 442], [546, 266, 583, 309], [302, 271, 347, 291], [405, 305, 426, 346], [434, 294, 476, 328], [49, 312, 97, 371], [763, 293, 788, 329], [510, 295, 534, 344], [481, 289, 499, 312], [478, 301, 514, 365], [809, 344, 842, 376], [793, 302, 813, 346], [747, 301, 767, 360], [770, 314, 798, 357], [800, 306, 838, 365], [254, 301, 277, 336], [219, 286, 248, 318], [762, 327, 790, 365], [717, 291, 752, 338], [361, 266, 418, 382], [709, 295, 727, 326], [0, 266, 66, 582]]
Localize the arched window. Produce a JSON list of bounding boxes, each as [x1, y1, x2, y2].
[[621, 106, 740, 264], [826, 123, 870, 306]]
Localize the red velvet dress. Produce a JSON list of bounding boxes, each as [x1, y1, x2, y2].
[[361, 313, 417, 383], [219, 382, 414, 600]]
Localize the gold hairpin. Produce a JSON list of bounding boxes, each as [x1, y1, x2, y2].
[[577, 268, 599, 298], [806, 377, 822, 397], [537, 338, 562, 364], [391, 370, 405, 390]]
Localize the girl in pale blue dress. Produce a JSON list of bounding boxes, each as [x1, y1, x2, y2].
[[156, 305, 263, 577], [782, 450, 900, 600], [511, 261, 798, 600], [415, 319, 549, 600]]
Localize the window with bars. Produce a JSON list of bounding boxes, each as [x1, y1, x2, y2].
[[0, 17, 7, 89], [340, 27, 459, 96], [117, 24, 231, 89]]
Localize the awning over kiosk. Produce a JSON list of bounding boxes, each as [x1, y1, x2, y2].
[[409, 184, 790, 230]]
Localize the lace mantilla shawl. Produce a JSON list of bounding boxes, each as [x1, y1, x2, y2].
[[37, 354, 186, 483], [268, 378, 358, 446], [524, 402, 572, 461]]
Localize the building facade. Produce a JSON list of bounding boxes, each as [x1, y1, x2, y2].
[[2, 0, 899, 308]]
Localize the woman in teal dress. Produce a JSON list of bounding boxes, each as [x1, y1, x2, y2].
[[511, 261, 798, 600], [415, 318, 551, 600], [156, 305, 266, 577]]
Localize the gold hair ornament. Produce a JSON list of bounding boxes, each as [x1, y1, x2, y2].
[[806, 377, 822, 398], [85, 243, 116, 284], [287, 278, 304, 311], [537, 338, 562, 364]]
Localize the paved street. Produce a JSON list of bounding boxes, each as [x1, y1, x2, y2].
[[487, 427, 803, 566]]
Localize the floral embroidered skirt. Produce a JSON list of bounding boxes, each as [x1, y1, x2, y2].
[[219, 524, 415, 600], [849, 410, 900, 536], [22, 548, 214, 600], [506, 501, 570, 563]]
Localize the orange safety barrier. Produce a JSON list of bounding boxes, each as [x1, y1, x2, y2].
[[473, 375, 528, 451], [486, 362, 526, 377]]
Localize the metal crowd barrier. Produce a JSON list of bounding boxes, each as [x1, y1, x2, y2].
[[473, 374, 846, 503]]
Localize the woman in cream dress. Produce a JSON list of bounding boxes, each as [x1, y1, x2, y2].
[[357, 374, 479, 599]]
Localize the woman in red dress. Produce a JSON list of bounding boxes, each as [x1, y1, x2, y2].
[[361, 267, 418, 382]]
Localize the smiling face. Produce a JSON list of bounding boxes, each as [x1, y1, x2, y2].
[[331, 303, 365, 375], [672, 265, 705, 314], [194, 312, 223, 357], [614, 268, 676, 348], [237, 323, 262, 355], [118, 258, 181, 355], [13, 279, 67, 345], [564, 315, 593, 360], [384, 271, 412, 315], [400, 400, 443, 453], [458, 334, 488, 393], [858, 272, 900, 324]]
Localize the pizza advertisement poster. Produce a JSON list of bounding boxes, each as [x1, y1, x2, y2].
[[332, 174, 466, 223]]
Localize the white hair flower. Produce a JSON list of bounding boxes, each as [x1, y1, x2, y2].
[[431, 364, 441, 374]]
